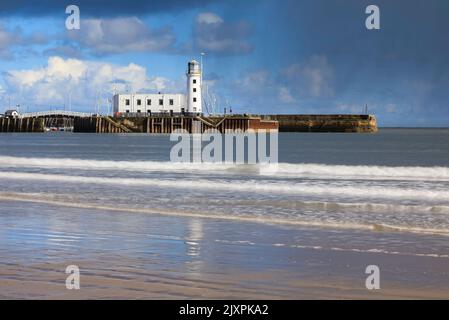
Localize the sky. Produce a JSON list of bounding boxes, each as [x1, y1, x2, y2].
[[0, 0, 448, 127]]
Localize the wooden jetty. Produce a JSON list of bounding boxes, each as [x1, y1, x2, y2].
[[0, 111, 378, 134], [0, 117, 44, 133], [73, 115, 278, 134]]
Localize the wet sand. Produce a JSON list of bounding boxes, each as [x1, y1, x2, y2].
[[2, 253, 449, 299], [1, 201, 449, 299]]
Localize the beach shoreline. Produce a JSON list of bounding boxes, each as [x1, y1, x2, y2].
[[1, 202, 449, 300]]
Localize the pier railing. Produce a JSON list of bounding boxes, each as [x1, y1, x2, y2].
[[19, 110, 95, 118]]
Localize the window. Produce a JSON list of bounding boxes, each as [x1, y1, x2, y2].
[[193, 88, 197, 93], [137, 110, 141, 113], [147, 110, 151, 114], [147, 99, 151, 106], [125, 99, 130, 106], [193, 98, 197, 102], [169, 99, 174, 106], [137, 99, 141, 106], [193, 79, 197, 84], [126, 110, 130, 113], [193, 107, 197, 112], [159, 99, 163, 106]]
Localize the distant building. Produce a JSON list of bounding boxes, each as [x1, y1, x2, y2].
[[113, 60, 203, 115], [4, 110, 19, 118], [113, 93, 186, 115]]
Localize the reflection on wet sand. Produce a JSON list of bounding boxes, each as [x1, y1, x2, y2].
[[1, 202, 449, 299]]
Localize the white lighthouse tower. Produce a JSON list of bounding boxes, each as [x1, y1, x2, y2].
[[186, 60, 202, 114]]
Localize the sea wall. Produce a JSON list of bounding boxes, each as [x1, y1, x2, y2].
[[259, 114, 378, 133]]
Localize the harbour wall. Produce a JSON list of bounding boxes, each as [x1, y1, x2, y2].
[[0, 114, 378, 133], [260, 114, 378, 133]]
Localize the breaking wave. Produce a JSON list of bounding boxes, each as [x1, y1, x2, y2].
[[1, 156, 449, 181], [2, 191, 449, 237], [1, 171, 449, 202]]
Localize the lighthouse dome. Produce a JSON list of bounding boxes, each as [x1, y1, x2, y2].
[[188, 60, 201, 74]]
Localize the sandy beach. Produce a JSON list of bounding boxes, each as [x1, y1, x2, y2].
[[1, 201, 449, 300]]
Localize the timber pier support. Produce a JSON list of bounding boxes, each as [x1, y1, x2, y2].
[[73, 115, 278, 134], [0, 117, 44, 133]]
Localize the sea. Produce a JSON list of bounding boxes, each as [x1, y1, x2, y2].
[[1, 129, 449, 298]]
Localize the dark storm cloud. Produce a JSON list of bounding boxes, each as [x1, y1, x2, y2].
[[193, 12, 252, 55], [0, 0, 218, 17]]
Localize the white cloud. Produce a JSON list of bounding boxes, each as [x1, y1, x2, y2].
[[3, 56, 176, 110], [196, 12, 224, 25]]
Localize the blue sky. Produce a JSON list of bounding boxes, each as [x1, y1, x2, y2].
[[0, 0, 448, 127]]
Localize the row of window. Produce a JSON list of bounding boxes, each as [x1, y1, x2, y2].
[[124, 97, 198, 107], [123, 107, 198, 113], [125, 109, 181, 114], [125, 99, 174, 106], [192, 79, 198, 102]]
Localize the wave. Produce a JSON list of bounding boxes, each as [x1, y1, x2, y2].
[[181, 198, 449, 215], [1, 171, 449, 202], [285, 244, 449, 258], [217, 240, 449, 258], [260, 163, 449, 181], [1, 156, 449, 181], [1, 192, 449, 237]]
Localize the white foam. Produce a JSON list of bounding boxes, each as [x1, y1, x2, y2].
[[1, 156, 449, 181], [2, 191, 449, 236], [288, 244, 449, 258], [260, 163, 449, 181], [1, 171, 449, 202], [0, 156, 235, 173]]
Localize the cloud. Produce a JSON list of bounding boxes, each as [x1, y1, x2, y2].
[[386, 103, 397, 113], [278, 87, 295, 104], [0, 25, 50, 59], [66, 17, 175, 56], [3, 56, 177, 110], [336, 103, 364, 114], [44, 44, 83, 59], [237, 70, 269, 92], [0, 27, 21, 58], [280, 55, 334, 98], [196, 12, 223, 24], [192, 12, 252, 55], [228, 55, 334, 113], [0, 0, 217, 17]]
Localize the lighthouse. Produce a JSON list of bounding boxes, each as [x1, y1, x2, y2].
[[113, 60, 204, 115], [187, 60, 202, 114]]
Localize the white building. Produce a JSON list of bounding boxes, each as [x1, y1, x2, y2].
[[113, 60, 203, 115], [113, 93, 186, 115]]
